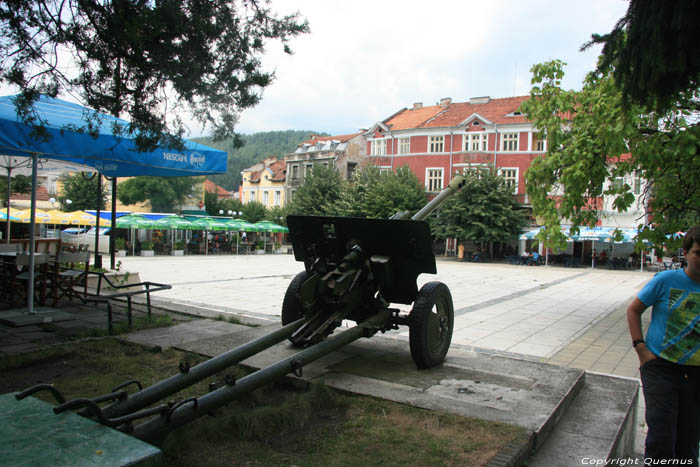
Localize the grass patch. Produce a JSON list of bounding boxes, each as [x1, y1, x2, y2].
[[1, 339, 525, 466], [67, 313, 176, 340]]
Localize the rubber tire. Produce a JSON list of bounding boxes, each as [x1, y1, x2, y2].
[[281, 270, 309, 326], [408, 281, 454, 369]]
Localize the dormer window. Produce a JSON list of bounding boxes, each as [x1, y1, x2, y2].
[[472, 121, 480, 126]]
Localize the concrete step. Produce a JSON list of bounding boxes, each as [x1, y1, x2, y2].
[[527, 372, 640, 466]]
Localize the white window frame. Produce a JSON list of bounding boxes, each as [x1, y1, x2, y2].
[[429, 135, 444, 153], [304, 163, 313, 179], [425, 167, 444, 192], [633, 172, 642, 195], [501, 133, 519, 152], [291, 164, 299, 180], [498, 167, 519, 193], [378, 166, 391, 175], [463, 133, 487, 152], [533, 133, 546, 152], [371, 138, 387, 156], [263, 190, 269, 205], [459, 165, 489, 179], [398, 137, 410, 154]]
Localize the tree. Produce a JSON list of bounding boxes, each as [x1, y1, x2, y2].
[[583, 0, 700, 113], [0, 1, 309, 149], [204, 190, 223, 217], [205, 192, 244, 217], [117, 176, 199, 213], [287, 164, 344, 216], [0, 175, 32, 204], [59, 173, 107, 211], [519, 60, 700, 250], [334, 165, 426, 218], [242, 201, 266, 224], [429, 169, 527, 253], [266, 205, 289, 225]]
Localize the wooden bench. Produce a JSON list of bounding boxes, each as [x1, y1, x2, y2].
[[82, 271, 172, 335]]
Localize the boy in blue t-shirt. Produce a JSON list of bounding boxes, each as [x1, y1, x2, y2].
[[627, 225, 700, 464]]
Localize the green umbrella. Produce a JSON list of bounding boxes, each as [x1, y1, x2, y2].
[[231, 220, 261, 232], [115, 214, 157, 256], [152, 216, 199, 230], [192, 217, 234, 231], [115, 214, 156, 229], [254, 221, 289, 233]]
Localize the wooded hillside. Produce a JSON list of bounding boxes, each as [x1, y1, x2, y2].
[[194, 130, 328, 191]]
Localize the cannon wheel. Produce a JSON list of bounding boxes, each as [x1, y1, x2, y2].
[[408, 281, 454, 369], [282, 270, 309, 326]]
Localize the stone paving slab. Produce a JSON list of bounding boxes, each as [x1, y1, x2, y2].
[[124, 319, 248, 350]]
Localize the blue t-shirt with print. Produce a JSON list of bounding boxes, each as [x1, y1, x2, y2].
[[638, 269, 700, 365]]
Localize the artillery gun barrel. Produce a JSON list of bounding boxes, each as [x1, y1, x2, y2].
[[391, 175, 466, 221], [133, 309, 392, 445], [412, 175, 466, 221], [101, 318, 306, 419]]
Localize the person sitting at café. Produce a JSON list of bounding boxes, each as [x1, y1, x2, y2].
[[527, 251, 540, 266], [521, 250, 530, 265], [471, 248, 482, 262]]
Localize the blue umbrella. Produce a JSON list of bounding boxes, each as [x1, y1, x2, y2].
[[0, 95, 228, 315], [0, 95, 227, 177]]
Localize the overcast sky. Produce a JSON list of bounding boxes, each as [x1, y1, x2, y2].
[[233, 0, 630, 136]]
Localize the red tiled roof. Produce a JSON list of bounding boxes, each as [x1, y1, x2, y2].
[[301, 132, 363, 145], [204, 179, 233, 198], [384, 96, 531, 131], [245, 159, 286, 183], [269, 160, 286, 181]]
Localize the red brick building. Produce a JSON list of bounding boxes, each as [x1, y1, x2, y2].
[[365, 96, 545, 205]]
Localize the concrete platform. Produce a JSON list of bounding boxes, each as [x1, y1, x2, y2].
[[176, 321, 639, 461]]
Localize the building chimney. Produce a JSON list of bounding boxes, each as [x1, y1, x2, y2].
[[469, 96, 490, 105], [413, 102, 423, 110], [439, 97, 452, 108]]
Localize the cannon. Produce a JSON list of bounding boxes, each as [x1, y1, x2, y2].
[[13, 175, 466, 446]]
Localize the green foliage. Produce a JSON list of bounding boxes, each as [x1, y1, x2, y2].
[[115, 237, 126, 250], [429, 169, 527, 245], [583, 0, 700, 113], [59, 173, 107, 211], [141, 241, 154, 251], [265, 205, 289, 225], [196, 131, 327, 191], [117, 176, 199, 213], [520, 59, 700, 251], [0, 174, 32, 202], [287, 164, 344, 216], [204, 191, 244, 218], [0, 1, 309, 150], [174, 240, 185, 250], [334, 165, 426, 218], [242, 201, 267, 224]]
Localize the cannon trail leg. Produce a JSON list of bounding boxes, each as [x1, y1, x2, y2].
[[132, 309, 392, 445], [101, 318, 306, 419]]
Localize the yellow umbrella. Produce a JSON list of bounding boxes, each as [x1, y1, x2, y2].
[[45, 209, 73, 225], [68, 210, 111, 227], [13, 208, 52, 224]]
